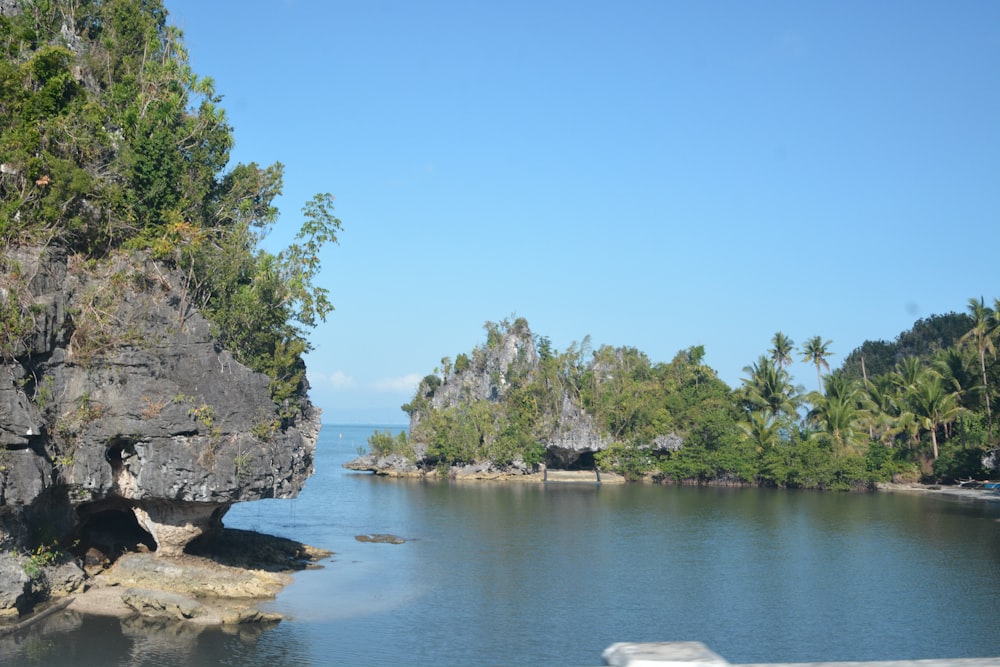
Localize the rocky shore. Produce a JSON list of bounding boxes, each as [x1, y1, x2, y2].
[[2, 528, 329, 636], [347, 462, 1000, 503]]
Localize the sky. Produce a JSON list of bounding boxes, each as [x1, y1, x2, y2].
[[164, 0, 1000, 425]]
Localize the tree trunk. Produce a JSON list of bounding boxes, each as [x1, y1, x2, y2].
[[980, 349, 993, 441]]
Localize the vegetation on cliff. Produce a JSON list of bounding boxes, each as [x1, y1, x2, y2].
[[378, 300, 1000, 488], [0, 0, 339, 411]]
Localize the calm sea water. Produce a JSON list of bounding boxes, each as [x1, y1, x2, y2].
[[4, 424, 1000, 666]]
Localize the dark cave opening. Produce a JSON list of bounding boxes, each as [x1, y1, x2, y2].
[[72, 504, 157, 563], [546, 450, 597, 471], [104, 437, 136, 473]]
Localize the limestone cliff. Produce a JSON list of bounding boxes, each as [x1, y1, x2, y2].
[[346, 320, 613, 477], [0, 246, 319, 618]]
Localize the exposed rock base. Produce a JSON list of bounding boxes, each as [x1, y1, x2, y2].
[[60, 528, 329, 626], [1, 247, 320, 620]]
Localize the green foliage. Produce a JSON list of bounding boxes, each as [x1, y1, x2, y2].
[[368, 429, 414, 460], [402, 374, 441, 416], [407, 319, 745, 480], [250, 414, 281, 441], [405, 297, 1000, 488], [838, 312, 974, 382], [421, 405, 487, 467], [0, 1, 342, 415], [596, 442, 650, 481], [0, 275, 35, 361], [21, 542, 61, 581]]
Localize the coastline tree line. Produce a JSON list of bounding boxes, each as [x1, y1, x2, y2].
[[378, 299, 1000, 488]]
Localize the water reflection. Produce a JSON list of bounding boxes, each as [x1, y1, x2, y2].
[[4, 425, 1000, 666], [1, 611, 284, 667]]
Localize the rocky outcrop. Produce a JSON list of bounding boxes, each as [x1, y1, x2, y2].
[[983, 448, 1000, 477], [346, 321, 621, 477], [545, 394, 611, 467], [0, 246, 319, 619]]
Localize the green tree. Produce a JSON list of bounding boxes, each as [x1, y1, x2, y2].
[[0, 1, 342, 414], [740, 355, 800, 420], [769, 332, 795, 368], [740, 410, 781, 454], [960, 297, 995, 440], [806, 375, 869, 455], [906, 372, 963, 461], [801, 336, 834, 393]]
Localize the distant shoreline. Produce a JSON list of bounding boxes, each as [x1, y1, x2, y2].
[[347, 463, 1000, 502]]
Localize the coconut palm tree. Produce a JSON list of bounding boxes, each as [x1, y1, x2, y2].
[[769, 332, 795, 369], [906, 372, 963, 460], [891, 356, 925, 392], [740, 410, 782, 453], [741, 355, 800, 419], [801, 336, 834, 393], [807, 374, 869, 455], [960, 297, 996, 440], [864, 373, 906, 446]]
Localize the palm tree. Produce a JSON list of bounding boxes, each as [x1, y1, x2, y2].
[[906, 372, 963, 460], [807, 374, 869, 455], [769, 332, 795, 369], [801, 336, 833, 393], [891, 356, 925, 392], [741, 355, 800, 419], [864, 373, 905, 446], [960, 297, 996, 440], [740, 410, 781, 453]]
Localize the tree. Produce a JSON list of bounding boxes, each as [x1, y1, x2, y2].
[[906, 372, 962, 461], [769, 332, 795, 368], [801, 336, 834, 393], [960, 297, 995, 440], [740, 410, 781, 453], [932, 346, 981, 413], [740, 355, 800, 420], [806, 375, 869, 455], [837, 312, 972, 384], [0, 1, 343, 414], [864, 373, 905, 446]]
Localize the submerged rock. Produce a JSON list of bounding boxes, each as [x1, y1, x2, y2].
[[355, 533, 405, 544]]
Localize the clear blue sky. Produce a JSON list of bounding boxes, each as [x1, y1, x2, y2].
[[165, 1, 1000, 425]]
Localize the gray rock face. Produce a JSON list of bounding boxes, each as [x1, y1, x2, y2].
[[984, 448, 1000, 477], [0, 247, 319, 614], [418, 325, 612, 470], [545, 394, 611, 467], [0, 0, 20, 18], [428, 327, 539, 409], [0, 554, 30, 621]]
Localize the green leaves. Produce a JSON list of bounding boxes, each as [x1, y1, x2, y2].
[[0, 1, 344, 417], [277, 193, 341, 328]]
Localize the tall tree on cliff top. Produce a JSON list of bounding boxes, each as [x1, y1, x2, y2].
[[960, 297, 995, 441], [801, 336, 834, 394]]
